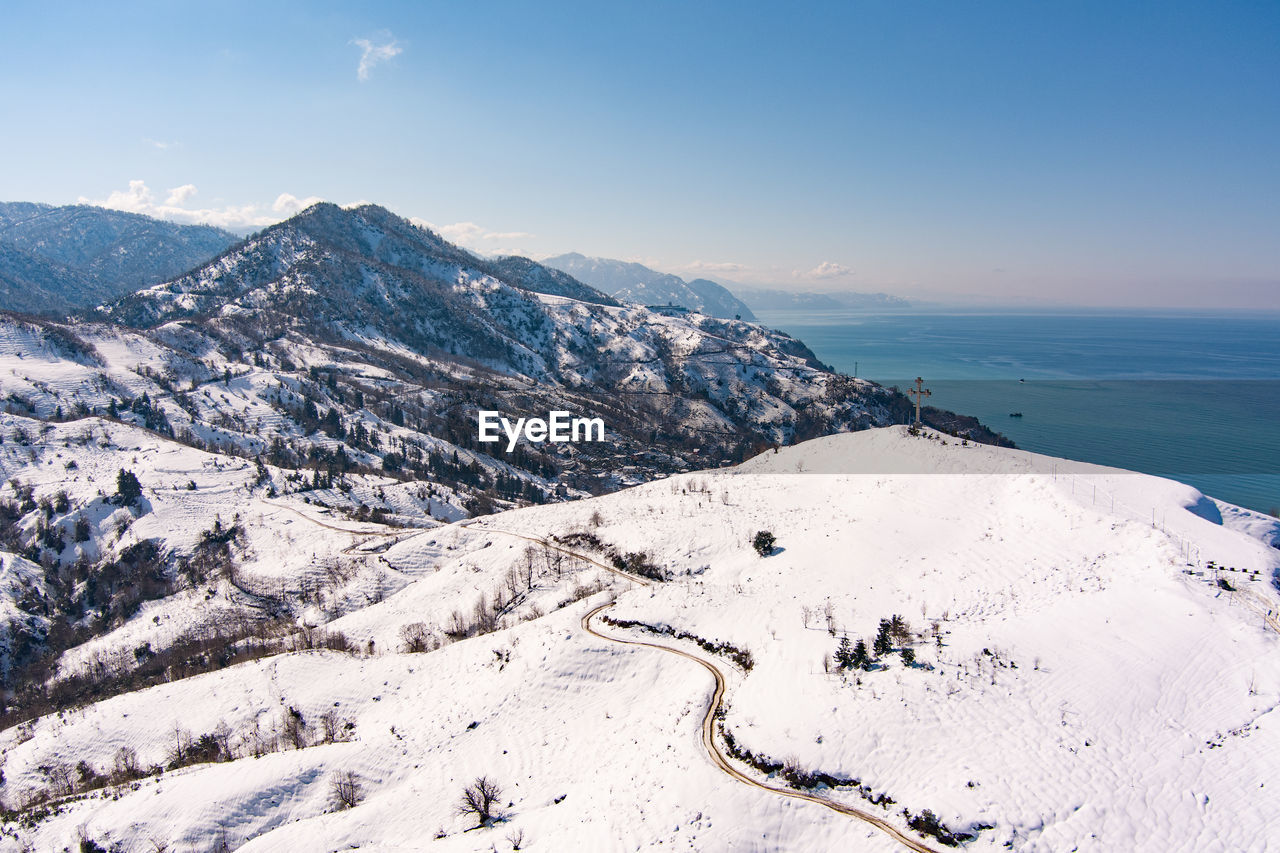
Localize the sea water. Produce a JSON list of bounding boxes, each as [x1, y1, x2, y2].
[[754, 308, 1280, 515]]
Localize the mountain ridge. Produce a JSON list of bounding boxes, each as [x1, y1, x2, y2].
[[0, 202, 238, 315], [543, 252, 756, 320], [0, 201, 1010, 529]]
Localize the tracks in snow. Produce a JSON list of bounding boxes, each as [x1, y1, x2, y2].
[[256, 498, 432, 556], [266, 511, 942, 850], [471, 522, 940, 853], [582, 601, 941, 853]]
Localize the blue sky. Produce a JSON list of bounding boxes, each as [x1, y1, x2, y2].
[[2, 1, 1277, 307]]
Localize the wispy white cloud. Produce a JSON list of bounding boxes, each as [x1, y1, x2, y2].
[[799, 261, 854, 280], [164, 184, 198, 206], [83, 183, 531, 248], [143, 138, 178, 150], [684, 260, 746, 274], [411, 218, 534, 248], [352, 33, 402, 81], [79, 180, 323, 232], [272, 192, 326, 216]]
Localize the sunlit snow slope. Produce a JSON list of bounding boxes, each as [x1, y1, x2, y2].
[[3, 427, 1278, 852]]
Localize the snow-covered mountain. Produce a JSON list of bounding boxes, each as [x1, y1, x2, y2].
[[0, 199, 1094, 851], [0, 425, 1276, 851], [83, 203, 1006, 491], [0, 203, 1007, 540], [543, 252, 757, 320], [0, 203, 237, 315], [0, 200, 1010, 748]]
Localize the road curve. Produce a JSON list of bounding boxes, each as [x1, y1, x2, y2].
[[257, 498, 410, 536], [462, 522, 939, 850], [582, 601, 941, 853], [460, 521, 650, 589]]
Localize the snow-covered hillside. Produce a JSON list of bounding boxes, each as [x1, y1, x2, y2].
[[1, 203, 1013, 531], [0, 203, 236, 316], [2, 427, 1277, 851], [0, 410, 466, 684]]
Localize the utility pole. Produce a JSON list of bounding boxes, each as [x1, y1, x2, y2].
[[907, 376, 931, 426]]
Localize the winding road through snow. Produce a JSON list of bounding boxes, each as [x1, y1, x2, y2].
[[275, 506, 944, 851], [581, 600, 941, 853], [468, 521, 942, 852]]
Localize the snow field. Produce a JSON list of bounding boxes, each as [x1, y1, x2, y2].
[[1, 426, 1277, 850], [4, 598, 904, 852], [459, 427, 1280, 851]]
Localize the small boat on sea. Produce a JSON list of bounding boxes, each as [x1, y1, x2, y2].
[[1009, 412, 1023, 418]]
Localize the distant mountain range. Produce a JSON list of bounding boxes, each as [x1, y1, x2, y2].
[[543, 253, 757, 321], [0, 202, 909, 322], [728, 286, 910, 311], [0, 202, 238, 315], [543, 252, 910, 317]]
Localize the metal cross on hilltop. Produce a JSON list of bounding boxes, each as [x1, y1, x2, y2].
[[907, 376, 931, 426]]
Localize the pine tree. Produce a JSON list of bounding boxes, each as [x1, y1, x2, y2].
[[115, 469, 142, 507], [874, 618, 893, 657], [900, 647, 916, 667], [836, 636, 855, 671], [751, 530, 776, 556], [852, 639, 871, 670], [303, 398, 319, 428]]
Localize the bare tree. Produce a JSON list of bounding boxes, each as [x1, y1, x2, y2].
[[76, 824, 105, 852], [539, 542, 557, 579], [320, 709, 341, 744], [330, 770, 364, 810], [399, 622, 432, 653], [492, 582, 511, 615], [43, 761, 74, 796], [504, 565, 522, 600], [113, 745, 140, 781], [212, 720, 233, 759], [166, 724, 190, 768], [521, 547, 536, 588], [456, 775, 503, 827], [472, 591, 496, 634], [244, 716, 273, 758], [446, 608, 468, 639], [280, 707, 308, 750]]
